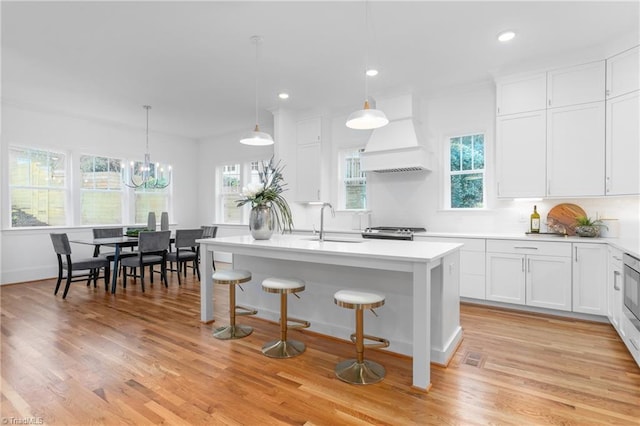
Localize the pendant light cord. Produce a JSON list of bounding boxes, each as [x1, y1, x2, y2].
[[144, 105, 151, 153], [364, 0, 369, 103], [251, 35, 261, 128]]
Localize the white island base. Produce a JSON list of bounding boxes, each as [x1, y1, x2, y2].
[[199, 235, 463, 391]]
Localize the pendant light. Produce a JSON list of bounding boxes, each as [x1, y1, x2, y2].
[[240, 35, 274, 146], [122, 105, 172, 189], [346, 0, 389, 130]]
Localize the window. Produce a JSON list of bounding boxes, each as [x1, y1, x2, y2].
[[446, 133, 485, 209], [134, 186, 170, 224], [219, 163, 242, 223], [339, 148, 367, 210], [9, 147, 67, 227], [80, 155, 123, 225]]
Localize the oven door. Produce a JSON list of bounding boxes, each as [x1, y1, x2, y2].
[[624, 260, 640, 322]]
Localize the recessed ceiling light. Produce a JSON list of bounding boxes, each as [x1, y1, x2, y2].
[[366, 69, 379, 77], [278, 92, 289, 99], [497, 31, 516, 43]]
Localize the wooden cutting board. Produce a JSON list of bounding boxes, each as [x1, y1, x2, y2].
[[546, 203, 586, 236]]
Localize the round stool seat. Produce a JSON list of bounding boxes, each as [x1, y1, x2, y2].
[[213, 269, 251, 284], [334, 289, 385, 310], [262, 277, 305, 294]]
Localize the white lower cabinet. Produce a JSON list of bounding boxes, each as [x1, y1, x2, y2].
[[607, 247, 624, 332], [486, 240, 572, 311], [421, 237, 485, 299], [572, 243, 608, 315]]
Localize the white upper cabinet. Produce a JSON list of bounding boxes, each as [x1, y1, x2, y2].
[[547, 60, 605, 108], [496, 72, 547, 116], [295, 143, 321, 202], [296, 117, 322, 145], [295, 116, 323, 202], [546, 102, 606, 197], [606, 45, 640, 99], [606, 91, 640, 195], [496, 111, 546, 198]]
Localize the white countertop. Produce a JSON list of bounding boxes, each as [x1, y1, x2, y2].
[[199, 234, 462, 264]]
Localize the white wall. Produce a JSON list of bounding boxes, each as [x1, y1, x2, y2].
[[1, 103, 200, 284]]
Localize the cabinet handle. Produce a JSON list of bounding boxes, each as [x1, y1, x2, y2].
[[547, 180, 551, 195], [613, 256, 623, 261], [631, 339, 640, 351], [317, 190, 320, 200], [614, 270, 621, 291], [522, 258, 525, 272], [527, 258, 531, 273], [548, 99, 551, 106], [497, 107, 500, 114], [575, 247, 578, 262], [606, 89, 610, 98], [497, 182, 500, 196], [514, 246, 538, 250]]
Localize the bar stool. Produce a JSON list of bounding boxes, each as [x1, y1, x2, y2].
[[213, 269, 257, 340], [334, 289, 390, 385], [261, 277, 310, 358]]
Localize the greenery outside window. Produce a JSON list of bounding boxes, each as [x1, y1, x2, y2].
[[446, 133, 485, 209], [9, 147, 67, 227], [339, 148, 367, 210], [80, 155, 123, 225]]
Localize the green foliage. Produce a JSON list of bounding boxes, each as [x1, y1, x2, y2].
[[575, 216, 605, 227]]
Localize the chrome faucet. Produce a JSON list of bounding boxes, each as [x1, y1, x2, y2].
[[319, 202, 335, 241]]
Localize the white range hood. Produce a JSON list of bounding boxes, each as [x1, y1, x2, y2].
[[360, 94, 431, 173]]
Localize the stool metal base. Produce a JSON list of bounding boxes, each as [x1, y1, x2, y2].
[[335, 359, 386, 385], [261, 339, 306, 358], [213, 324, 253, 340]]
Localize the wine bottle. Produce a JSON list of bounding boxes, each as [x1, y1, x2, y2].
[[530, 205, 540, 233]]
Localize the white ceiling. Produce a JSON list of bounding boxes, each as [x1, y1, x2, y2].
[[2, 1, 639, 141]]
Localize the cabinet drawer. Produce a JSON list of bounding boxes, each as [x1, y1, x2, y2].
[[487, 239, 571, 257], [421, 237, 485, 252]]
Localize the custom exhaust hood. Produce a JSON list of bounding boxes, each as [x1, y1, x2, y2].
[[360, 94, 431, 173]]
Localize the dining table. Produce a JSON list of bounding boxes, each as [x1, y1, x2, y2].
[[70, 235, 173, 294]]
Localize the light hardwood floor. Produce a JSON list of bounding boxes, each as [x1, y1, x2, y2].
[[1, 265, 639, 425]]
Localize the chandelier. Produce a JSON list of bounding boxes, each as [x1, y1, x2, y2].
[[122, 105, 172, 189]]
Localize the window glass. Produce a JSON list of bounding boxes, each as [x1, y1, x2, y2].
[[220, 164, 242, 223], [135, 188, 169, 224], [447, 134, 485, 209], [80, 155, 123, 225], [340, 149, 367, 210], [9, 147, 67, 227]]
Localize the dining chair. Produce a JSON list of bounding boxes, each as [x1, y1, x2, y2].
[[50, 233, 111, 299], [120, 231, 170, 292], [166, 228, 203, 285], [201, 225, 218, 271], [92, 227, 137, 274]]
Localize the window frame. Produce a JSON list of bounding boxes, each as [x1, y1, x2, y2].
[[337, 147, 368, 211], [216, 160, 267, 224], [8, 145, 70, 228], [444, 132, 487, 210], [78, 153, 125, 226]]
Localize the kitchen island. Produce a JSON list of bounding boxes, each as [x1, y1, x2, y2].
[[198, 234, 462, 390]]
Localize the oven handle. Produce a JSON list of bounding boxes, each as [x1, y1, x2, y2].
[[614, 270, 621, 291]]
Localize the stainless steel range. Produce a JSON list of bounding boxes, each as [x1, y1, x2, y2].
[[361, 226, 426, 241]]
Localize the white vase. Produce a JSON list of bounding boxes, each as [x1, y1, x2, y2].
[[249, 205, 274, 240]]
